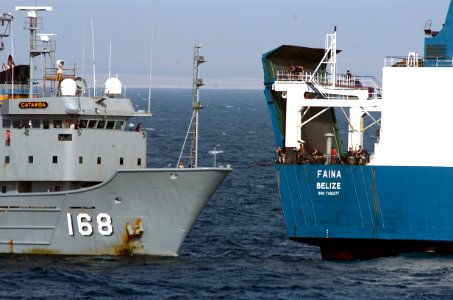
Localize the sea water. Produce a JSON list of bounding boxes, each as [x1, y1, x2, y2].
[[1, 89, 453, 299]]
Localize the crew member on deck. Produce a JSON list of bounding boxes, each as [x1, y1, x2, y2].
[[275, 147, 285, 164], [311, 147, 323, 164], [297, 142, 306, 164], [346, 70, 352, 85], [312, 147, 319, 155], [289, 64, 296, 79], [296, 65, 304, 80], [6, 129, 10, 146], [331, 146, 337, 164], [356, 145, 364, 165], [347, 147, 355, 164], [7, 55, 14, 69]]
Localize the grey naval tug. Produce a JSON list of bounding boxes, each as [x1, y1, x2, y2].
[[0, 6, 231, 255]]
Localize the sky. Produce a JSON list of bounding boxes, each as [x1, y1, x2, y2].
[[1, 0, 451, 89]]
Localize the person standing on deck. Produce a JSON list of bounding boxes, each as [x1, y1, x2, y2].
[[331, 146, 337, 164]]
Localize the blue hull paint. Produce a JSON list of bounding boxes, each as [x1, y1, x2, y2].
[[276, 164, 453, 246]]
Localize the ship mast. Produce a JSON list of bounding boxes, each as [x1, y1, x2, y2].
[[309, 27, 337, 87], [190, 43, 206, 168], [15, 6, 52, 98], [327, 27, 337, 86], [177, 43, 205, 168], [0, 13, 13, 52], [0, 12, 13, 98]]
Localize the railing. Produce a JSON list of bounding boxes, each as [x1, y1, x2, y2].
[[307, 78, 327, 99], [275, 148, 370, 166], [30, 38, 56, 54], [276, 70, 336, 84], [276, 70, 311, 82], [275, 71, 382, 99], [44, 66, 76, 81], [425, 58, 453, 67], [354, 76, 382, 99], [277, 70, 368, 86], [384, 55, 453, 67], [0, 83, 29, 95]]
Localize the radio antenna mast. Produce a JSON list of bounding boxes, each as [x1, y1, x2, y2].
[[177, 43, 206, 168], [91, 18, 96, 96], [108, 41, 111, 78]]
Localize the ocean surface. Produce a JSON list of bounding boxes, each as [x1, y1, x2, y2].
[[2, 89, 453, 299]]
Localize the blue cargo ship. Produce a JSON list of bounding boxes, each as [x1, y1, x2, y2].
[[262, 3, 453, 260]]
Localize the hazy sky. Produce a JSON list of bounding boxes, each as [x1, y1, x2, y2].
[[2, 0, 451, 89]]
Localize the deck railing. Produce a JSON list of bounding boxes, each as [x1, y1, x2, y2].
[[275, 150, 370, 166], [275, 71, 382, 99], [0, 83, 29, 95], [384, 56, 453, 67]]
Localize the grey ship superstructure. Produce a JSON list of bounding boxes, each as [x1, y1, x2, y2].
[[0, 6, 231, 255]]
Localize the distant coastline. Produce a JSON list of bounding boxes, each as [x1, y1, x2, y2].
[[90, 73, 262, 90]]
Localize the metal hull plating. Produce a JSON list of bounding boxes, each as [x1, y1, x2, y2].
[[0, 168, 230, 256], [276, 164, 453, 259]]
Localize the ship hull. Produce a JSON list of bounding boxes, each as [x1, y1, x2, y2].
[[275, 164, 453, 260], [0, 167, 230, 256]]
